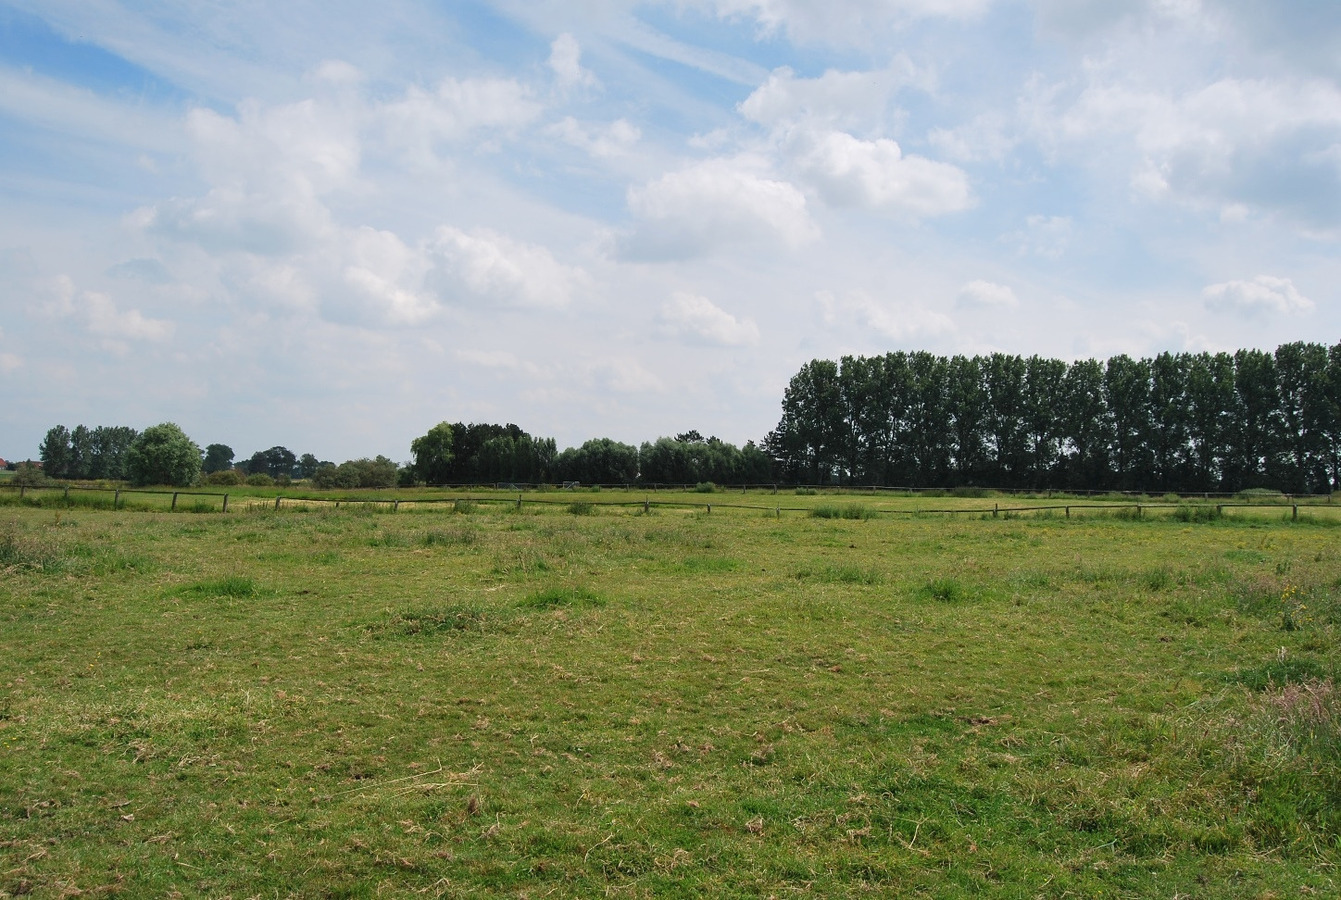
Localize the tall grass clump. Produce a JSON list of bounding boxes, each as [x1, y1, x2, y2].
[[518, 585, 605, 610], [184, 576, 259, 598], [567, 501, 595, 516], [0, 527, 64, 572], [1173, 504, 1223, 523], [810, 503, 872, 520], [1250, 678, 1341, 765], [917, 577, 973, 603]]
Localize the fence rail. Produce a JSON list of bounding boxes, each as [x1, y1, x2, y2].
[[1, 481, 1335, 522]]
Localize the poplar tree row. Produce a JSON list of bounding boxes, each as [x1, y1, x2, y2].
[[762, 343, 1341, 494]]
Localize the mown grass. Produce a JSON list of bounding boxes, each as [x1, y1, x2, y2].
[[1, 502, 1339, 897]]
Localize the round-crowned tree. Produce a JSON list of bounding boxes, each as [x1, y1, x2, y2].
[[126, 423, 202, 486]]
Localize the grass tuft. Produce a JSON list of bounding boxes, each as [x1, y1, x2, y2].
[[184, 575, 259, 598], [517, 585, 605, 610]]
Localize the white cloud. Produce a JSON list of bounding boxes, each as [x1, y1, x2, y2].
[[817, 290, 955, 340], [549, 33, 599, 90], [1008, 215, 1073, 258], [927, 111, 1015, 163], [382, 76, 542, 163], [1202, 275, 1314, 316], [1035, 75, 1341, 228], [547, 116, 641, 157], [619, 158, 818, 260], [657, 292, 761, 346], [0, 352, 21, 374], [792, 131, 972, 217], [693, 0, 992, 44], [38, 275, 173, 342], [426, 227, 589, 310], [739, 64, 919, 131], [587, 358, 664, 394], [957, 280, 1019, 309]]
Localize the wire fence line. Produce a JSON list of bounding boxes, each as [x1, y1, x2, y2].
[[1, 480, 1335, 522]]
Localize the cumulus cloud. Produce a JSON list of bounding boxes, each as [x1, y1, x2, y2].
[[549, 33, 599, 90], [427, 227, 589, 310], [657, 292, 761, 346], [693, 0, 992, 44], [1202, 275, 1314, 316], [619, 158, 818, 260], [792, 131, 972, 217], [927, 111, 1015, 163], [1007, 215, 1073, 258], [547, 116, 640, 157], [817, 290, 955, 340], [739, 63, 919, 130], [1035, 75, 1341, 228], [382, 76, 542, 163], [38, 275, 173, 342], [957, 280, 1019, 309]]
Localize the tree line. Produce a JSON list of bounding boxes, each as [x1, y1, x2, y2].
[[407, 422, 771, 486], [26, 341, 1341, 493], [763, 343, 1341, 494]]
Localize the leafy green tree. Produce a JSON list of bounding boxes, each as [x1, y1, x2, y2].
[[1184, 353, 1236, 491], [126, 423, 202, 486], [411, 422, 455, 485], [556, 438, 639, 484], [203, 444, 235, 474], [295, 453, 323, 479], [92, 426, 138, 480], [1104, 355, 1155, 490], [1060, 359, 1112, 489], [68, 425, 94, 480], [246, 446, 297, 480], [39, 425, 72, 478]]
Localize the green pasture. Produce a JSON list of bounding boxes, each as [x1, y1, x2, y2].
[[1, 497, 1339, 897]]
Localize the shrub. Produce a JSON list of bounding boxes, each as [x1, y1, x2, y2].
[[205, 469, 245, 486], [693, 481, 716, 493], [13, 462, 48, 487], [567, 501, 595, 516], [245, 472, 275, 487]]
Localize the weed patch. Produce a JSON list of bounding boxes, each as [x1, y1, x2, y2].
[[917, 577, 977, 603], [183, 576, 260, 598], [368, 603, 494, 637], [517, 585, 605, 610]]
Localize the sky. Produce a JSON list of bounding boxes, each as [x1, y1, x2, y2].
[[1, 0, 1339, 463]]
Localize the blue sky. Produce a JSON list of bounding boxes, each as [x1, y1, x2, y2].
[[2, 0, 1339, 463]]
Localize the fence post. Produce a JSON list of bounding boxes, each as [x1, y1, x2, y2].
[[776, 507, 780, 519], [222, 494, 229, 513], [113, 489, 119, 508], [274, 496, 281, 511], [993, 503, 998, 518], [1293, 504, 1298, 521], [393, 500, 399, 513], [172, 492, 178, 511], [64, 486, 69, 500], [517, 494, 522, 511], [1136, 504, 1141, 518], [707, 504, 712, 514], [1065, 506, 1070, 519], [19, 485, 24, 499], [644, 498, 650, 513]]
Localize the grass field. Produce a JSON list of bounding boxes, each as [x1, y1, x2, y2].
[[2, 492, 1339, 897]]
